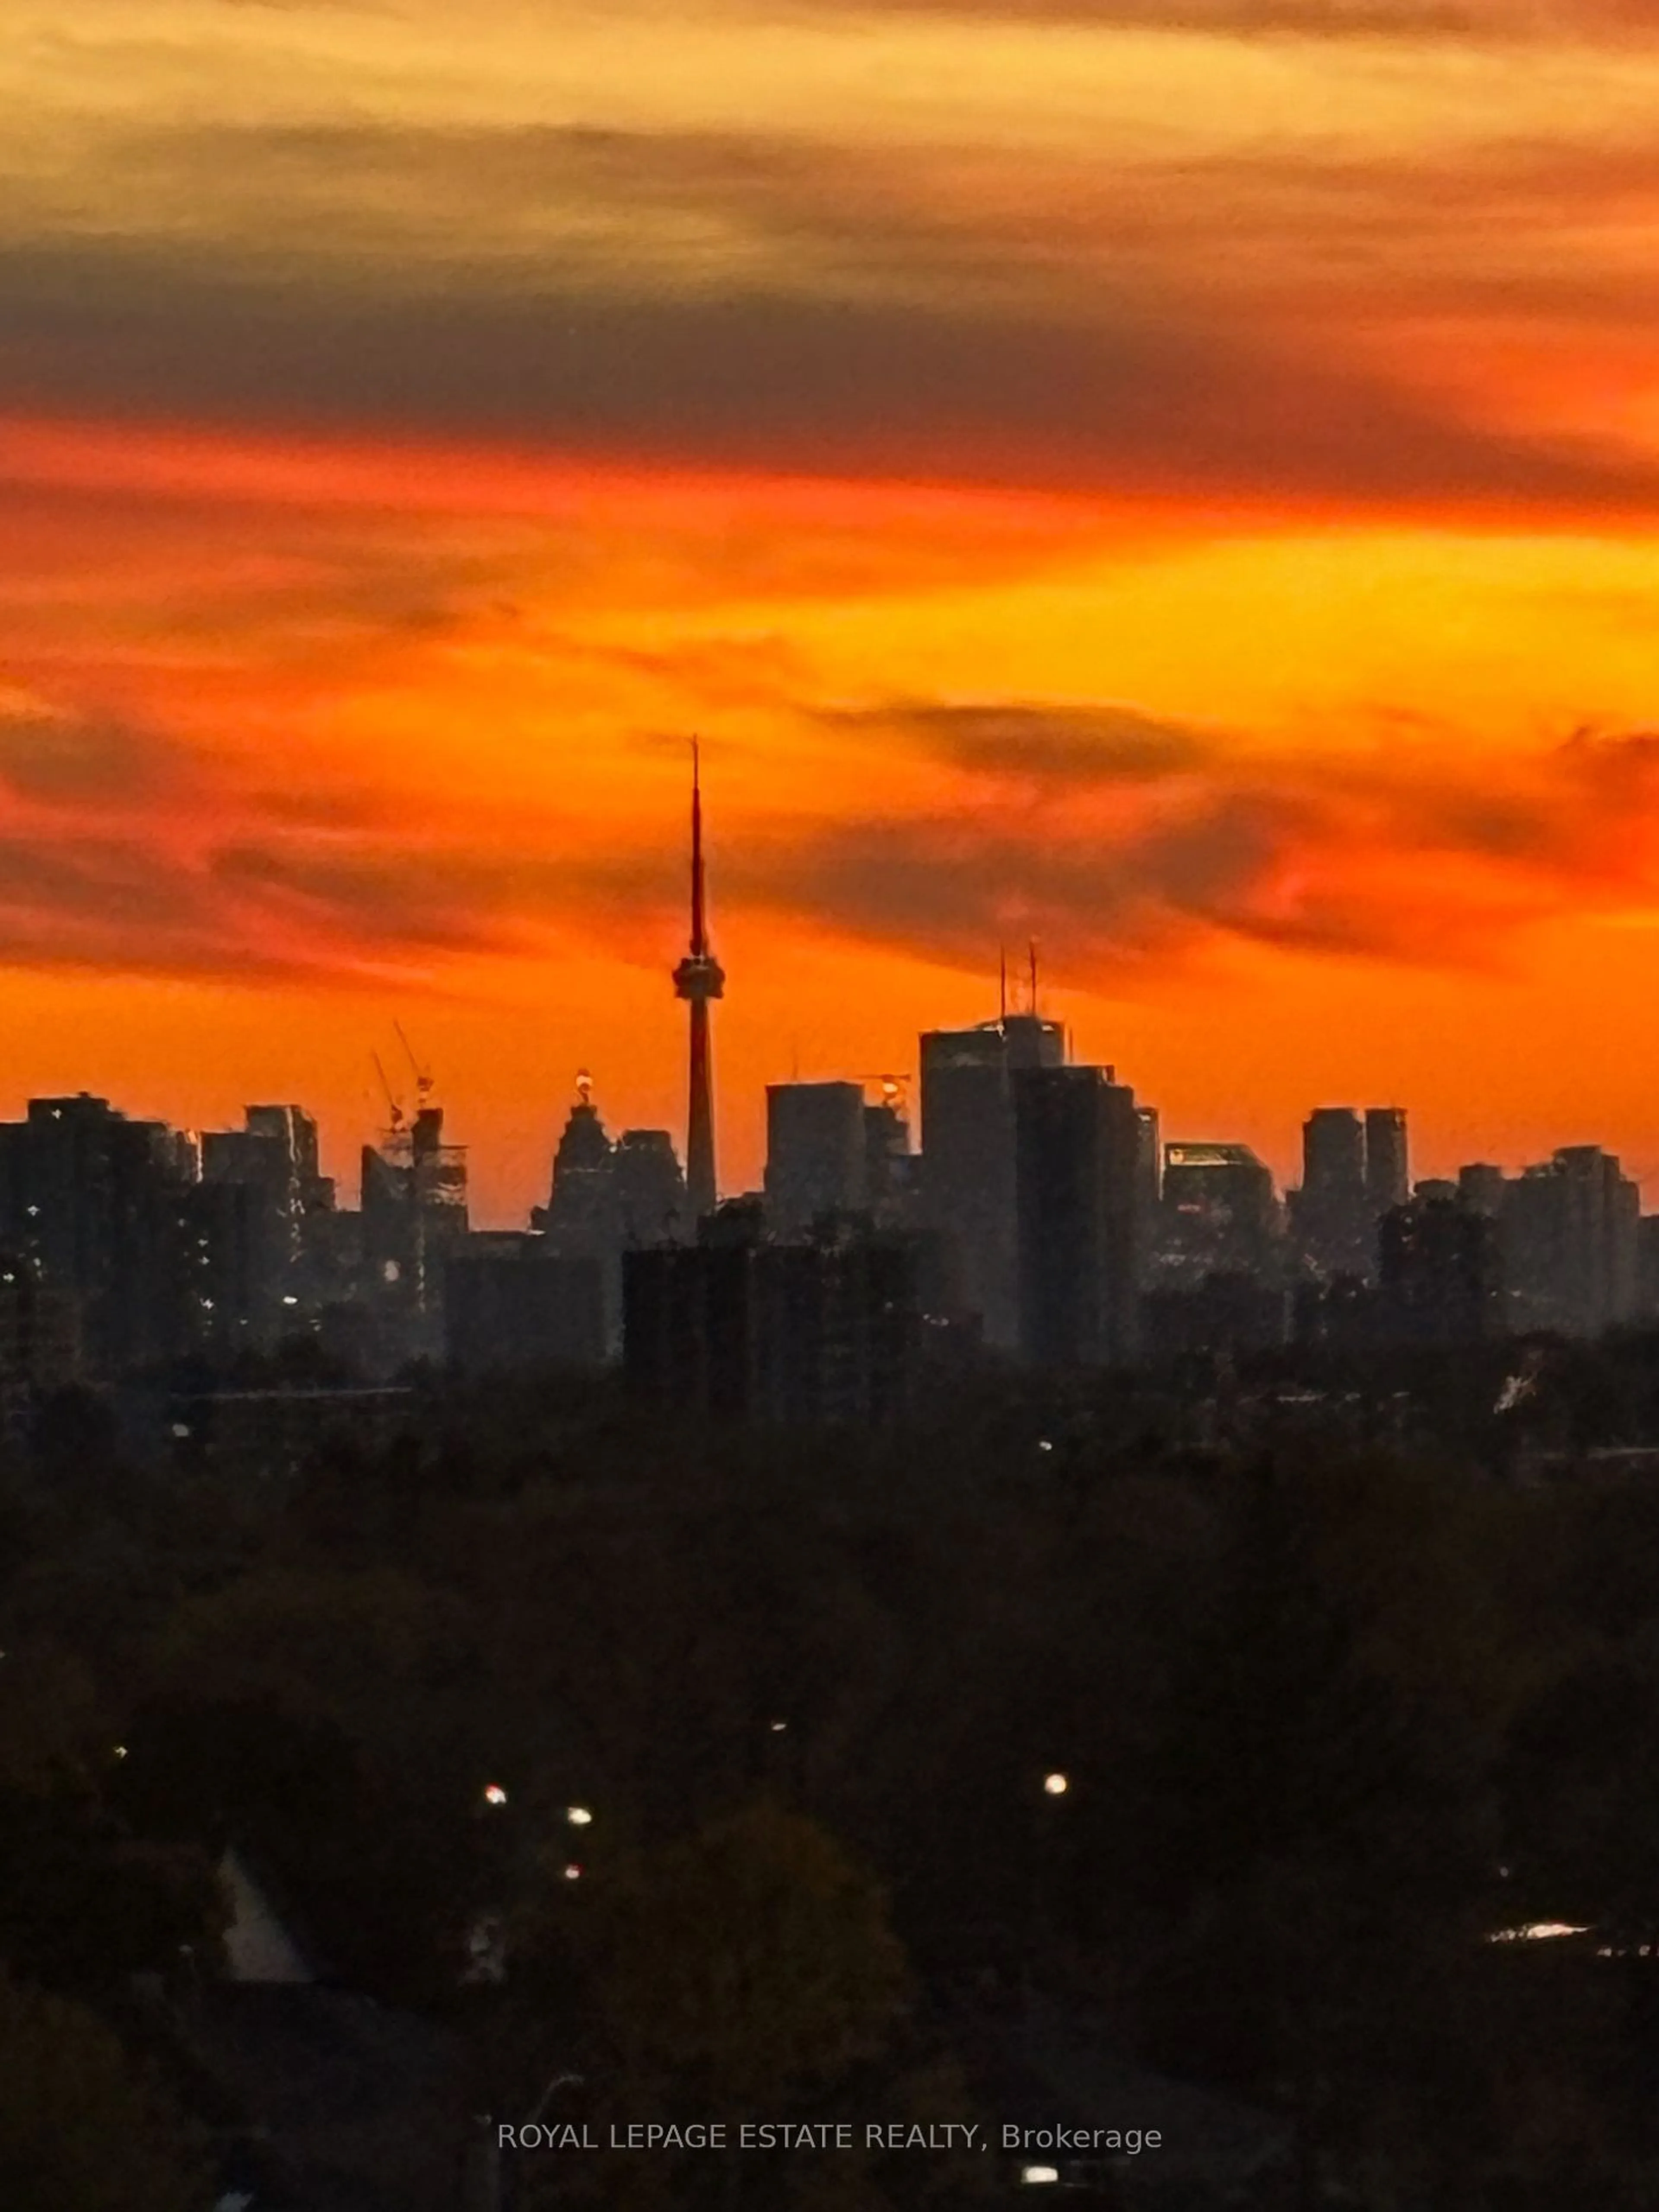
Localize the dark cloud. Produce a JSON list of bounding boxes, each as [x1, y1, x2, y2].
[[208, 840, 586, 956], [2, 704, 1659, 990], [814, 699, 1215, 782], [1, 231, 1654, 520], [0, 821, 566, 988], [0, 834, 305, 982], [690, 715, 1659, 979], [1558, 724, 1659, 789], [697, 798, 1404, 978], [0, 708, 192, 807], [6, 108, 1655, 532]]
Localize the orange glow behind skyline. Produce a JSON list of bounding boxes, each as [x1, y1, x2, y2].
[[7, 1, 1659, 1217]]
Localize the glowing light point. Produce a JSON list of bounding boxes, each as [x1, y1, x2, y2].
[[483, 1783, 509, 1807], [1043, 1772, 1069, 1796]]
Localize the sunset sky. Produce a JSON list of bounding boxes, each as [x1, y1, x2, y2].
[[7, 0, 1659, 1217]]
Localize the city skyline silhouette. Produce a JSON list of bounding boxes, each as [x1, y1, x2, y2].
[[5, 3, 1659, 1220]]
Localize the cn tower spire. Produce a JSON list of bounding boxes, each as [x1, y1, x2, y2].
[[673, 741, 724, 1224], [690, 740, 708, 956]]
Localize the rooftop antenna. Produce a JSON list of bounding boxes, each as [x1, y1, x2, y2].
[[1028, 938, 1039, 1017], [998, 945, 1007, 1025], [575, 1068, 594, 1108]]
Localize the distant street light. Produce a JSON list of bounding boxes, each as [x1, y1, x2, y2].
[[563, 1863, 584, 1882], [566, 1805, 594, 1827], [1026, 1774, 1073, 2020], [483, 1784, 509, 1807]]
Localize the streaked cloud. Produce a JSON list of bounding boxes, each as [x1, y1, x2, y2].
[[4, 678, 1659, 992], [6, 0, 1659, 1194], [1, 232, 1653, 519], [714, 706, 1659, 978], [814, 699, 1216, 783]]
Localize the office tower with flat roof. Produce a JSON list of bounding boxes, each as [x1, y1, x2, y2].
[[1303, 1106, 1365, 1195], [201, 1104, 333, 1341], [1365, 1106, 1410, 1217], [1503, 1144, 1639, 1337], [612, 1129, 686, 1249], [3, 1094, 194, 1373], [623, 1208, 921, 1428], [918, 1005, 1063, 1350], [1014, 1063, 1143, 1367], [1292, 1105, 1373, 1280], [765, 1081, 868, 1236]]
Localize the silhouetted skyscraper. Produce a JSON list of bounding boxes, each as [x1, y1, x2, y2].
[[613, 1129, 686, 1247], [202, 1104, 332, 1340], [765, 1081, 867, 1234], [673, 745, 724, 1225], [1001, 1011, 1067, 1073], [1503, 1144, 1639, 1337], [1364, 1106, 1410, 1216], [536, 1073, 621, 1349], [624, 1208, 920, 1427], [3, 1095, 191, 1372], [862, 1090, 913, 1220], [1157, 1142, 1281, 1282], [539, 1075, 613, 1250], [1014, 1064, 1143, 1367], [1303, 1106, 1365, 1196], [919, 1014, 1064, 1349], [1293, 1105, 1372, 1279]]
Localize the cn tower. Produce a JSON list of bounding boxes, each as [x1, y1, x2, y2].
[[673, 742, 724, 1223]]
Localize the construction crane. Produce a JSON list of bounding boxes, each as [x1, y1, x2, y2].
[[371, 1052, 406, 1135], [394, 1021, 436, 1109]]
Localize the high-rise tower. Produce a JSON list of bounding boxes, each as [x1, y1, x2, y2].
[[673, 744, 725, 1223]]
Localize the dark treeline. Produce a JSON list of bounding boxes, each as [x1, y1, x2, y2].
[[8, 1337, 1659, 2207]]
